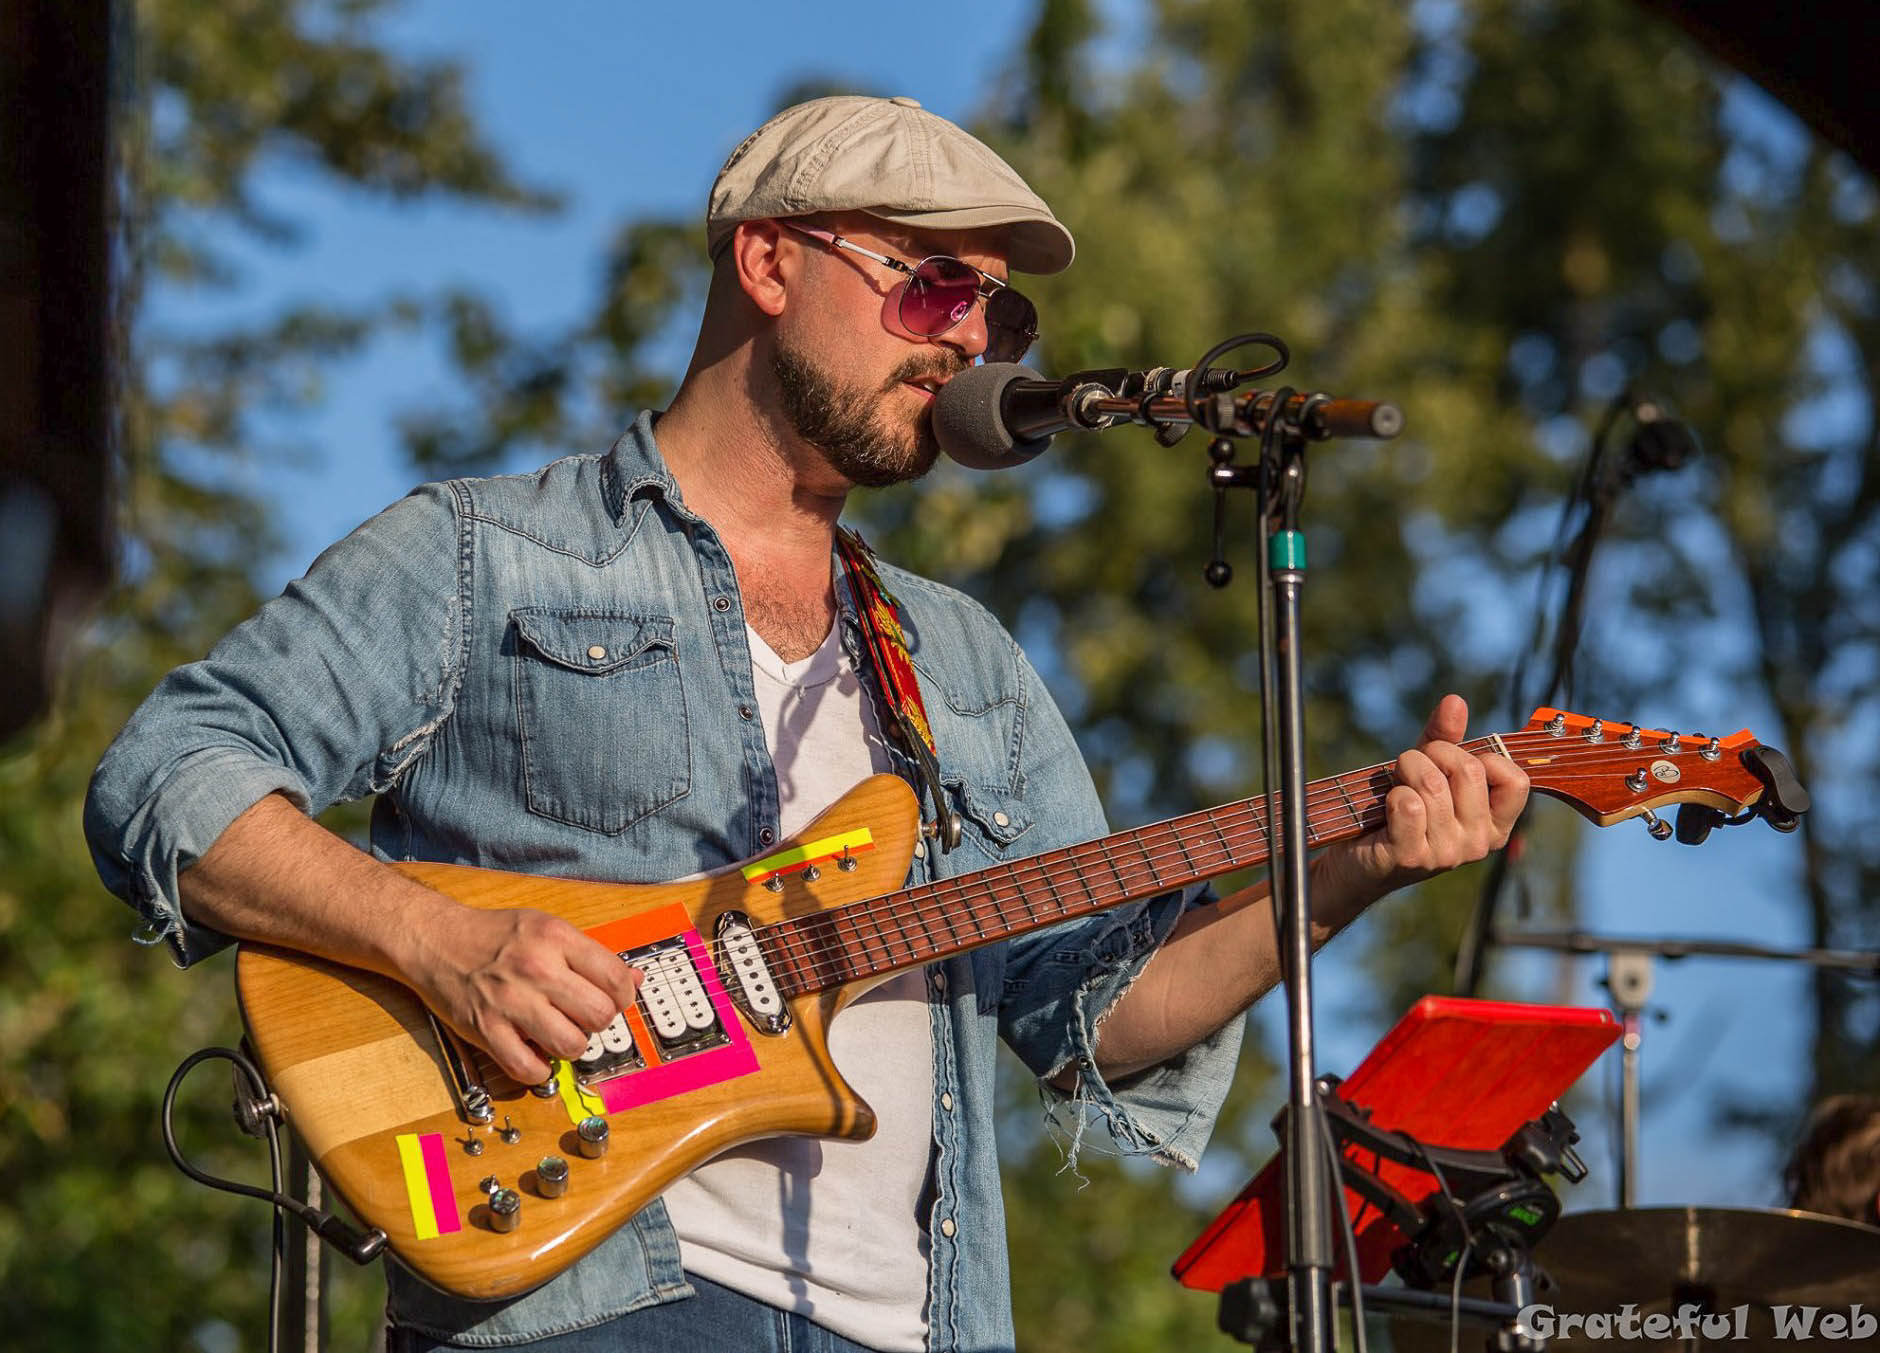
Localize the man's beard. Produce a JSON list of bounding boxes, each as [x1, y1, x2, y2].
[[771, 339, 957, 488]]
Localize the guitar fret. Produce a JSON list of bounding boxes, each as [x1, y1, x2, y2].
[[1334, 774, 1365, 831], [1210, 811, 1242, 873], [1133, 832, 1164, 894], [1169, 822, 1202, 875]]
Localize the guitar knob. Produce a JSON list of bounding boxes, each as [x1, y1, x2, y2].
[[535, 1155, 569, 1198], [577, 1115, 610, 1159], [488, 1187, 522, 1233]]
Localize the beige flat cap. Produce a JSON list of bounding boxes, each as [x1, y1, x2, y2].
[[707, 95, 1074, 275]]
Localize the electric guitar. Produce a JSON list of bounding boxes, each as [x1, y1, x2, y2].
[[234, 707, 1804, 1299]]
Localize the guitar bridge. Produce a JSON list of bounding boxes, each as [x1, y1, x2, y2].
[[574, 936, 731, 1088]]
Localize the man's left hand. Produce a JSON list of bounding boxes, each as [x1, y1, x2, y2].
[[1315, 693, 1528, 909]]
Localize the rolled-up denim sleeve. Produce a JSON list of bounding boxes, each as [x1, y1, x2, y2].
[[995, 648, 1244, 1171], [83, 482, 466, 966]]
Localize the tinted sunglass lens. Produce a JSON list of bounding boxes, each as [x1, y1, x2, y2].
[[902, 257, 982, 336], [985, 289, 1037, 363]]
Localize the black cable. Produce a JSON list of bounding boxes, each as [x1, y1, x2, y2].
[[162, 1047, 387, 1352], [163, 1047, 288, 1353], [1316, 1107, 1370, 1353], [1184, 332, 1289, 430]]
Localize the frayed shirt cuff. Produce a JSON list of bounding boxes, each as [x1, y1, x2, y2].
[[102, 748, 312, 968], [1039, 885, 1243, 1171]]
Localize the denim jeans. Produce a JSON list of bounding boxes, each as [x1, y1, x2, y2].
[[389, 1275, 882, 1353]]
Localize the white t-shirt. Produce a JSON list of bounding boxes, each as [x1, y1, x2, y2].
[[659, 623, 935, 1350]]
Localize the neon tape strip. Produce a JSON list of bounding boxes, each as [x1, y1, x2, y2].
[[395, 1132, 461, 1239], [740, 828, 874, 883], [554, 1059, 607, 1127], [585, 902, 695, 956]]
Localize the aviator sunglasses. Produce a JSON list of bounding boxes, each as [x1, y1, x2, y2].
[[783, 222, 1039, 364]]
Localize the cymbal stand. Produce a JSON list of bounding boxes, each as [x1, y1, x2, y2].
[[1601, 950, 1654, 1207]]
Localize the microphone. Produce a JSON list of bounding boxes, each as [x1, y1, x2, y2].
[[931, 362, 1403, 470], [927, 363, 1098, 470]]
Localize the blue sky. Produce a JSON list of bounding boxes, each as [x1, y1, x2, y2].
[[159, 0, 1825, 1240]]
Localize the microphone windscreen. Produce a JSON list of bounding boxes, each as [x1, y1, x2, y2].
[[931, 362, 1053, 470]]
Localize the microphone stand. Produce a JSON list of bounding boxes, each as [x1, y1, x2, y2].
[[1033, 349, 1405, 1350], [1200, 391, 1338, 1352]]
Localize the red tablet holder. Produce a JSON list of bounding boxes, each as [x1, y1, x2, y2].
[[1174, 995, 1619, 1291]]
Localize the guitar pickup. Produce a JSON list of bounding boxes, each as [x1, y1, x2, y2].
[[575, 937, 730, 1089], [574, 1011, 644, 1081]]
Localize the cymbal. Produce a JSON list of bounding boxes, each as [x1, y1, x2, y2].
[[1382, 1207, 1880, 1351], [1540, 1206, 1880, 1310]]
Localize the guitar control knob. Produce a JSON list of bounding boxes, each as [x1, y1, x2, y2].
[[535, 1155, 569, 1198], [488, 1187, 522, 1233], [576, 1115, 610, 1159]]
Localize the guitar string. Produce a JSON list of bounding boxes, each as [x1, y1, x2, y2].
[[759, 728, 1725, 989], [755, 728, 1742, 993], [456, 727, 1733, 1084]]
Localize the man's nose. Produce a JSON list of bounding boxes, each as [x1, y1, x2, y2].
[[937, 295, 991, 361]]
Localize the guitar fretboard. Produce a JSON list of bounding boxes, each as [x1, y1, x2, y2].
[[756, 738, 1499, 997]]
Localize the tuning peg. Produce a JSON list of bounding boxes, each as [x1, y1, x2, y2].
[[1639, 809, 1674, 841]]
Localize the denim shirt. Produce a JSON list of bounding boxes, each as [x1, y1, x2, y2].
[[85, 413, 1243, 1352]]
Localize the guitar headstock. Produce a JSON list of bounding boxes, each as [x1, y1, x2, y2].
[[1500, 707, 1807, 840]]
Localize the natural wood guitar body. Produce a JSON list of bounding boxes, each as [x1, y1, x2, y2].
[[236, 774, 922, 1301]]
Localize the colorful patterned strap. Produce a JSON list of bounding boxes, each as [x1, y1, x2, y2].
[[835, 527, 962, 852]]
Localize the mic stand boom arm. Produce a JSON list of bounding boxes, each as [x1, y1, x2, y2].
[[1070, 383, 1405, 443]]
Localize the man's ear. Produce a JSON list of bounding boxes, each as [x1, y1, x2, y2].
[[729, 219, 790, 318]]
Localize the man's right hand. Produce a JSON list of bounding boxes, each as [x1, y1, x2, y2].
[[400, 905, 643, 1086], [181, 792, 642, 1088]]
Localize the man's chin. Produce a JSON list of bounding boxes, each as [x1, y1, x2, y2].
[[822, 429, 939, 489]]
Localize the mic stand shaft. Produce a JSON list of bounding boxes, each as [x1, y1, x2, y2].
[[1223, 422, 1337, 1351]]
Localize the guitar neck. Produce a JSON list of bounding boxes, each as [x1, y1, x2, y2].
[[762, 735, 1502, 997]]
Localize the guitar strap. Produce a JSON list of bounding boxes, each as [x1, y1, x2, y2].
[[834, 527, 962, 853]]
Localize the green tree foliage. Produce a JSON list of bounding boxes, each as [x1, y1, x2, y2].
[[380, 5, 1877, 1350], [1, 2, 547, 1347], [12, 1, 1875, 1349]]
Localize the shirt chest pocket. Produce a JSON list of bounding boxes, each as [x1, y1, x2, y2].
[[511, 609, 691, 835]]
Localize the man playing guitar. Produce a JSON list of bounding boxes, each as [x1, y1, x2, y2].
[[87, 95, 1525, 1352]]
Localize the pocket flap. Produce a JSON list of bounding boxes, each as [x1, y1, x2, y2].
[[952, 779, 1035, 846], [512, 609, 674, 674]]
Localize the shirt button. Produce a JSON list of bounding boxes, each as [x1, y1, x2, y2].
[[712, 596, 732, 613], [941, 1092, 954, 1111], [932, 970, 947, 994], [992, 811, 1010, 828], [938, 1217, 956, 1238], [759, 827, 775, 845], [587, 645, 607, 661], [738, 704, 754, 720]]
